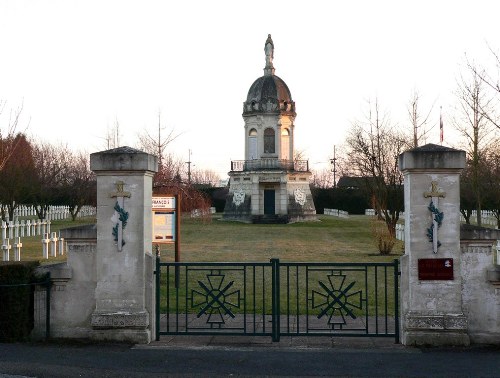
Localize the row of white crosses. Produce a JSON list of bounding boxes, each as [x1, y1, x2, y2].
[[1, 219, 65, 261], [41, 232, 65, 260], [2, 219, 50, 239]]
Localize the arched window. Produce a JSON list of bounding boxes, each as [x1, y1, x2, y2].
[[248, 128, 257, 159], [281, 128, 290, 160], [264, 128, 275, 154]]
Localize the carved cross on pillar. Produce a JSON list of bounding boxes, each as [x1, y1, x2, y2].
[[424, 181, 446, 253], [110, 181, 131, 252]]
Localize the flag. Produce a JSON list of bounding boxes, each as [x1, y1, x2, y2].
[[439, 108, 443, 144]]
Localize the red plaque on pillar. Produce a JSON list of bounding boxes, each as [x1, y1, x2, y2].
[[418, 258, 454, 280]]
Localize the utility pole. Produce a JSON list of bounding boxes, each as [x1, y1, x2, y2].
[[186, 149, 192, 184], [330, 145, 337, 188], [157, 111, 162, 168], [114, 118, 120, 148]]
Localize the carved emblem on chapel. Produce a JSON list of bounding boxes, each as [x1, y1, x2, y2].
[[233, 190, 246, 206], [294, 188, 306, 206]]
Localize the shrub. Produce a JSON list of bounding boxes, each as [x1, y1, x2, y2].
[[371, 220, 395, 255]]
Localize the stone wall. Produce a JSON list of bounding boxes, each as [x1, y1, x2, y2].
[[34, 224, 97, 339], [460, 225, 500, 344]]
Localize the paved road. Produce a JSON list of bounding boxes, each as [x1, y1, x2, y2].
[[1, 338, 499, 377]]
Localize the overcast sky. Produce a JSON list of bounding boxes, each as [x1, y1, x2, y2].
[[1, 0, 500, 179]]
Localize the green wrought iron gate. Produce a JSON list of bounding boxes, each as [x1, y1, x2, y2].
[[155, 258, 399, 342]]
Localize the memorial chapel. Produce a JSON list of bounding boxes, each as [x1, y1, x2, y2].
[[223, 35, 316, 223]]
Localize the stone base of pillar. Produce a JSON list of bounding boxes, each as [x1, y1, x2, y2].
[[91, 310, 150, 344], [401, 312, 470, 346]]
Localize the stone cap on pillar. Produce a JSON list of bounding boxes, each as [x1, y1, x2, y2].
[[399, 144, 466, 171], [90, 146, 158, 173]]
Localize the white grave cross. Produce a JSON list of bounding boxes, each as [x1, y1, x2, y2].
[[423, 181, 446, 253]]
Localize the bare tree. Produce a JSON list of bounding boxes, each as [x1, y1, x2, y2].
[[59, 151, 96, 220], [153, 153, 186, 188], [466, 47, 500, 130], [30, 141, 72, 219], [0, 100, 30, 172], [190, 168, 221, 187], [137, 112, 179, 167], [342, 98, 409, 239], [310, 168, 335, 189], [482, 143, 500, 228], [407, 89, 435, 148], [136, 112, 184, 186], [453, 65, 498, 226], [0, 134, 36, 221], [459, 163, 475, 224]]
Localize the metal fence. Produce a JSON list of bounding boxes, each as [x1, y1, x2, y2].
[[156, 258, 399, 342], [0, 275, 51, 341]]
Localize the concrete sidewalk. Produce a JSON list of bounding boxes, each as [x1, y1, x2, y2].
[[148, 334, 404, 350]]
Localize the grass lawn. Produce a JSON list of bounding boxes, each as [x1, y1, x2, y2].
[[156, 214, 403, 317], [160, 214, 404, 263], [12, 214, 404, 264]]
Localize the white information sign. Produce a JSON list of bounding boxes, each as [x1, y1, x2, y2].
[[152, 196, 175, 210], [153, 211, 175, 243]]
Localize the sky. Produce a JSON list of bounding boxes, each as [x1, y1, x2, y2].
[[1, 0, 500, 180]]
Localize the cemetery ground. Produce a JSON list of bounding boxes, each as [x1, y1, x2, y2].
[[10, 217, 98, 263], [16, 214, 403, 316], [160, 214, 404, 263], [19, 214, 404, 264], [157, 214, 403, 317]]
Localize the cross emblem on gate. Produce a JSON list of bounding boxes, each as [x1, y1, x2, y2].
[[424, 181, 446, 254], [311, 273, 362, 329], [191, 274, 241, 325]]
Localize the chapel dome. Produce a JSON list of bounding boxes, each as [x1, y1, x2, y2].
[[243, 74, 296, 116], [242, 35, 296, 116]]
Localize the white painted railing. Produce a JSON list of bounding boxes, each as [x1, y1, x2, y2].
[[496, 240, 500, 266], [1, 205, 96, 222], [395, 223, 405, 241], [191, 207, 216, 218], [324, 209, 349, 218], [365, 209, 405, 218], [455, 211, 498, 227]]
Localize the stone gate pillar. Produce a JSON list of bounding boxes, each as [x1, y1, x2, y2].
[[398, 144, 469, 346], [90, 147, 158, 343]]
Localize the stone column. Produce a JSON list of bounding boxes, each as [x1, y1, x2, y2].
[[89, 147, 157, 343], [398, 144, 469, 346]]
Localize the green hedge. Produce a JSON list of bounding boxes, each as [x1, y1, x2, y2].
[[311, 187, 371, 215], [0, 261, 41, 342]]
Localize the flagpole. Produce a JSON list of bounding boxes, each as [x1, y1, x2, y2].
[[439, 106, 443, 145]]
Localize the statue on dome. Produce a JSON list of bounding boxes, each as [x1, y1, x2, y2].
[[264, 34, 274, 68]]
